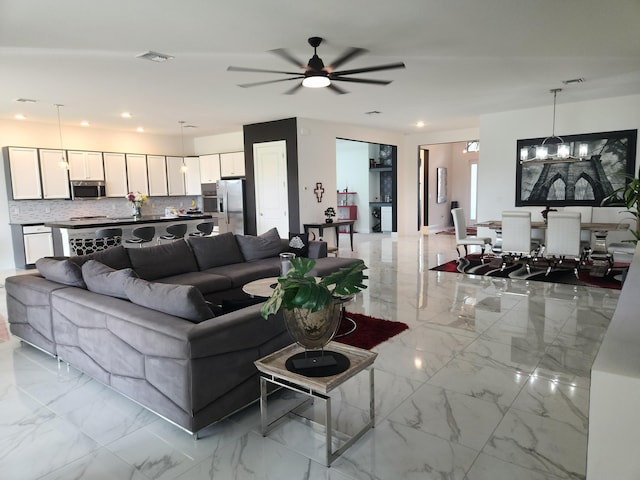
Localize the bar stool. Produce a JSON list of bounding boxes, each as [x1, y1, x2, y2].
[[158, 224, 187, 243], [188, 222, 214, 237], [95, 227, 123, 251], [126, 226, 156, 247]]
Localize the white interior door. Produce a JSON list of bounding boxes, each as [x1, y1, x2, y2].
[[253, 140, 288, 237]]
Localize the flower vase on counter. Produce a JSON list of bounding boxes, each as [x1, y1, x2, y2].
[[126, 191, 147, 218]]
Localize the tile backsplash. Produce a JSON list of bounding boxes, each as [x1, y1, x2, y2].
[[8, 196, 202, 224]]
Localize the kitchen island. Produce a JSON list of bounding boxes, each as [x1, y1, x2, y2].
[[45, 214, 214, 256]]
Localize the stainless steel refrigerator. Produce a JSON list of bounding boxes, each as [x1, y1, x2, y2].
[[217, 179, 246, 235]]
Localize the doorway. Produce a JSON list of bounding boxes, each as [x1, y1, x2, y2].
[[253, 140, 289, 236]]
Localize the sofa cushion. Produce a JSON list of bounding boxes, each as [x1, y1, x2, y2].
[[123, 277, 214, 323], [203, 258, 280, 288], [127, 240, 198, 280], [35, 257, 86, 288], [69, 245, 132, 270], [236, 228, 282, 262], [287, 232, 309, 257], [81, 260, 138, 299], [187, 232, 245, 270], [154, 271, 233, 295]]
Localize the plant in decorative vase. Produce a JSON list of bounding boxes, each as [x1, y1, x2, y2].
[[602, 174, 640, 244], [324, 206, 337, 224], [261, 257, 368, 374], [126, 191, 147, 218]]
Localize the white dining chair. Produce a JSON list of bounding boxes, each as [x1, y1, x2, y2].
[[501, 211, 539, 272], [544, 211, 585, 277], [451, 208, 492, 257], [564, 206, 593, 256]]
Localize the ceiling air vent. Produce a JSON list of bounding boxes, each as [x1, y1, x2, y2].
[[136, 51, 174, 63], [15, 98, 37, 103]]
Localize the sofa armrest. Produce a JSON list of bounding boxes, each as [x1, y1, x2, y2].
[[308, 241, 328, 258]]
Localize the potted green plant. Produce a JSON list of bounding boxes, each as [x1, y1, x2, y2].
[[260, 257, 368, 350], [324, 207, 337, 224], [602, 174, 640, 244]]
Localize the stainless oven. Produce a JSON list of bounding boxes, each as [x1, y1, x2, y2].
[[201, 183, 218, 213], [70, 180, 106, 200]]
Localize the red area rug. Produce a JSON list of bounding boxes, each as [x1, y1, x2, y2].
[[431, 254, 627, 290], [335, 312, 409, 350]]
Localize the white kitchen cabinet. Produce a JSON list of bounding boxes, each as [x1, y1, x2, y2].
[[23, 225, 54, 265], [126, 154, 148, 195], [199, 153, 221, 184], [103, 152, 128, 197], [39, 149, 70, 199], [147, 155, 168, 196], [381, 206, 392, 232], [67, 150, 104, 181], [184, 156, 201, 195], [7, 147, 42, 199], [166, 156, 186, 196], [220, 151, 245, 178]]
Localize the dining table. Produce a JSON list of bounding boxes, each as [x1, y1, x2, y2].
[[475, 220, 629, 254]]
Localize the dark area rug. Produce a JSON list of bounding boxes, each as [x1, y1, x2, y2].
[[335, 312, 409, 350], [431, 253, 627, 290]]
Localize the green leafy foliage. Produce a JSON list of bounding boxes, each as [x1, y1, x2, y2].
[[602, 174, 640, 244], [260, 257, 368, 319]]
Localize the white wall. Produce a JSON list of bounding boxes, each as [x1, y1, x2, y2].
[[424, 143, 453, 228], [296, 118, 404, 241], [193, 131, 244, 154], [0, 119, 190, 269], [477, 94, 640, 244], [336, 139, 370, 233]]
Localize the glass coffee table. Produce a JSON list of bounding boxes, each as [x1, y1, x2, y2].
[[254, 341, 377, 466]]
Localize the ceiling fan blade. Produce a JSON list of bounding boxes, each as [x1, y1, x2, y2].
[[331, 62, 406, 77], [328, 83, 349, 95], [327, 47, 367, 71], [238, 77, 303, 88], [228, 66, 301, 75], [331, 76, 392, 85], [269, 48, 307, 69], [283, 83, 304, 95]]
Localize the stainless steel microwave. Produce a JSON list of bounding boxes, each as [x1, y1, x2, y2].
[[70, 180, 106, 200]]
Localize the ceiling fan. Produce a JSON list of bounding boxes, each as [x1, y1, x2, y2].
[[227, 37, 405, 95]]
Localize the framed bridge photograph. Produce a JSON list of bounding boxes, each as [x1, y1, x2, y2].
[[515, 129, 637, 207]]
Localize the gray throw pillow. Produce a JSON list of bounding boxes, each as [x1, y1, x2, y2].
[[187, 232, 245, 269], [236, 228, 283, 262], [127, 240, 198, 280], [35, 257, 86, 288], [123, 277, 214, 323], [81, 260, 137, 299], [69, 245, 132, 270]]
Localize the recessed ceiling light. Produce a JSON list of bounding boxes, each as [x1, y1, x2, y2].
[[80, 121, 90, 127], [15, 114, 26, 120], [136, 127, 145, 133], [15, 98, 37, 103], [121, 112, 132, 118], [137, 51, 174, 63], [416, 121, 425, 128]]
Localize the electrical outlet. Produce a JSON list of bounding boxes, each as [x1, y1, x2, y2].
[[11, 207, 19, 215], [45, 207, 50, 213]]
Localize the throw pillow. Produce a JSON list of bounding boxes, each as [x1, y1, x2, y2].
[[81, 260, 137, 299], [287, 232, 309, 257], [187, 232, 245, 270], [123, 277, 214, 323], [69, 245, 132, 270], [35, 257, 86, 288], [236, 227, 282, 262], [127, 240, 198, 280]]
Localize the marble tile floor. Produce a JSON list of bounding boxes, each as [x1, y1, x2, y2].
[[0, 233, 620, 479]]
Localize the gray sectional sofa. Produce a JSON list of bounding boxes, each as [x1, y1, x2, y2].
[[5, 228, 362, 435]]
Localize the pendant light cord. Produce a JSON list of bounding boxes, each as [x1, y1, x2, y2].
[[56, 104, 64, 150]]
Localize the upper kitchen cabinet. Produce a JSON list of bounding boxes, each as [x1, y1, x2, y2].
[[103, 152, 128, 197], [220, 151, 245, 178], [67, 150, 104, 181], [6, 147, 42, 199], [184, 156, 201, 195], [199, 153, 221, 184], [126, 154, 148, 195], [166, 156, 186, 196], [146, 155, 168, 196], [39, 149, 70, 199]]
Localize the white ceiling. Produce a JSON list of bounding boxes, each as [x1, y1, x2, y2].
[[2, 0, 640, 137]]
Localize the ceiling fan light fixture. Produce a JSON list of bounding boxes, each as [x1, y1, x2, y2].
[[302, 75, 330, 88]]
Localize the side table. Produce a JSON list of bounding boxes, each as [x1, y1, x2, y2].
[[254, 341, 377, 466]]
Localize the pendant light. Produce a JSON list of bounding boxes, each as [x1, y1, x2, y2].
[[55, 104, 69, 170], [179, 120, 188, 174]]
